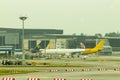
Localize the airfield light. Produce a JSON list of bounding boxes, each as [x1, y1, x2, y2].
[[19, 16, 28, 60]]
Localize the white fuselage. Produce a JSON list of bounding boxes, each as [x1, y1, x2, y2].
[[40, 49, 85, 54]]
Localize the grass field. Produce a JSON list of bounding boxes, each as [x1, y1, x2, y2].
[[0, 69, 38, 75]]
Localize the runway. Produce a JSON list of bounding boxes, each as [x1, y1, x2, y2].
[[0, 56, 120, 80], [0, 67, 120, 80]]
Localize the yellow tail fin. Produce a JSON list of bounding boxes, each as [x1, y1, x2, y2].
[[46, 42, 50, 49], [94, 39, 105, 50]]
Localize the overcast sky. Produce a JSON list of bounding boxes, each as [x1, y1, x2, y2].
[[0, 0, 120, 35]]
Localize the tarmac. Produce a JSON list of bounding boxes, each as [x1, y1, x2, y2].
[[0, 55, 120, 80]]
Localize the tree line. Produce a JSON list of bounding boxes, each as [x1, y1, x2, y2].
[[76, 32, 120, 37]]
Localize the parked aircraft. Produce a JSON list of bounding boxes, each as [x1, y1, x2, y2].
[[40, 40, 105, 56]]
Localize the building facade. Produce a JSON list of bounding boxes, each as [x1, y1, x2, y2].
[[0, 28, 120, 55], [0, 28, 63, 50]]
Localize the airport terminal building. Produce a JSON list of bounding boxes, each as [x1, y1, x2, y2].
[[0, 27, 120, 58], [0, 28, 63, 49], [0, 28, 98, 50]]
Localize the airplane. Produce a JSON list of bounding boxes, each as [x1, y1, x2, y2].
[[40, 39, 105, 56]]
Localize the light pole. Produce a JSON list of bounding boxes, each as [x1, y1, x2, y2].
[[19, 16, 27, 60]]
